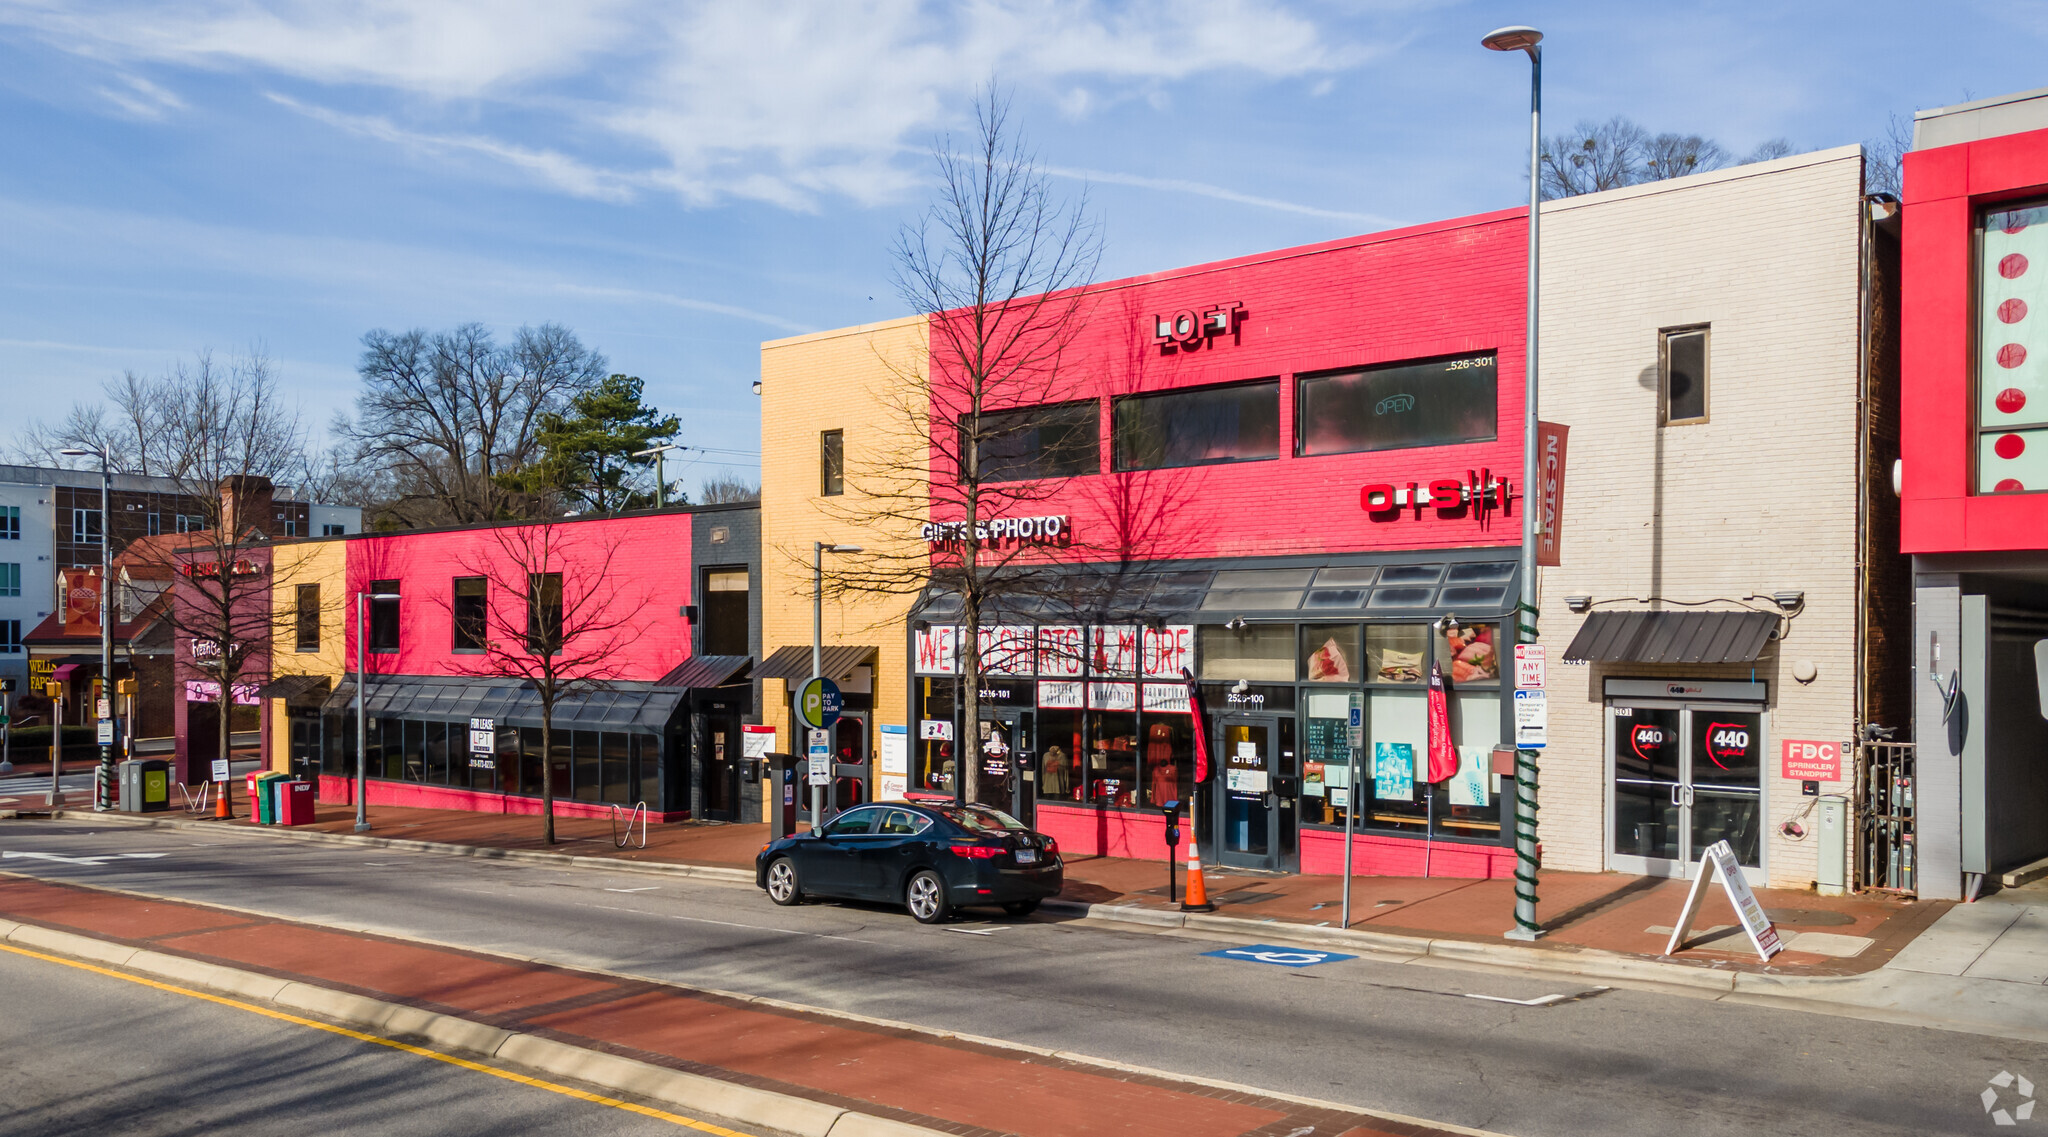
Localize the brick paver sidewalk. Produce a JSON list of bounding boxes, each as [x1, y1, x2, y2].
[[0, 874, 1459, 1137]]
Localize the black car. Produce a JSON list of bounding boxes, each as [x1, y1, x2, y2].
[[756, 802, 1063, 923]]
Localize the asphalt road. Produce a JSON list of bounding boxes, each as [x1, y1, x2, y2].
[[0, 944, 765, 1137], [2, 818, 2041, 1137]]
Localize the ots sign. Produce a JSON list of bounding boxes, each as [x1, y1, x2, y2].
[[1360, 473, 1512, 523], [1151, 301, 1245, 353]]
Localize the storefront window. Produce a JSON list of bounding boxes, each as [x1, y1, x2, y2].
[[1439, 622, 1501, 685], [424, 720, 449, 784], [1142, 714, 1194, 807], [1976, 199, 2048, 494], [1197, 623, 1293, 681], [1300, 690, 1357, 828], [1086, 696, 1139, 806], [550, 729, 572, 799], [1365, 690, 1427, 831], [1438, 693, 1503, 838], [1114, 380, 1280, 470], [399, 719, 423, 781], [1297, 353, 1498, 456], [603, 731, 631, 804], [573, 730, 601, 802], [1365, 625, 1431, 684], [1036, 707, 1084, 803], [1301, 623, 1361, 683], [520, 727, 545, 797], [915, 678, 958, 794]]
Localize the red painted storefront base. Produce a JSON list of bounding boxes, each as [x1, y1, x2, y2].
[[317, 775, 690, 823], [1032, 802, 1515, 879]]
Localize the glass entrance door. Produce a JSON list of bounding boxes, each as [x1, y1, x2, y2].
[[1608, 700, 1765, 884], [1215, 715, 1281, 871], [974, 711, 1033, 821]]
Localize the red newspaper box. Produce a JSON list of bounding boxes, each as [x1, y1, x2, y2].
[[245, 771, 266, 822], [279, 780, 316, 826]]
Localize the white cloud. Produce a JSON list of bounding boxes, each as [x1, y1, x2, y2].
[[1044, 164, 1397, 227], [2, 0, 1369, 208], [94, 71, 186, 118]]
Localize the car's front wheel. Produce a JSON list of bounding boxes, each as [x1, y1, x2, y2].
[[766, 857, 803, 906], [906, 869, 952, 924]]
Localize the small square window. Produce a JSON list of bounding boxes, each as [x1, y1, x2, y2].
[[1661, 326, 1709, 425]]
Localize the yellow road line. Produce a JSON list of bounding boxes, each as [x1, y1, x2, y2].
[[0, 941, 757, 1136]]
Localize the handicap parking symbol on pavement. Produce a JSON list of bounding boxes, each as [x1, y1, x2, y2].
[[1200, 943, 1356, 968]]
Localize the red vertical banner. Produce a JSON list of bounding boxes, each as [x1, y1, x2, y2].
[[1425, 661, 1458, 783], [1536, 421, 1569, 567], [63, 570, 102, 635]]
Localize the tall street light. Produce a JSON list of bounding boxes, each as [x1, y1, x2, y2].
[[1482, 23, 1545, 942], [811, 542, 862, 829], [354, 587, 399, 833], [59, 447, 115, 811]]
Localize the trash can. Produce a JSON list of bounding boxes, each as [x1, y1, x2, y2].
[[278, 780, 316, 826], [118, 759, 170, 813]]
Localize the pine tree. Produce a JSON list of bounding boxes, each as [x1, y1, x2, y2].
[[504, 374, 680, 513]]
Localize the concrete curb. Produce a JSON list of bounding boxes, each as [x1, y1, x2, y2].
[[38, 809, 757, 885], [1, 920, 946, 1137]]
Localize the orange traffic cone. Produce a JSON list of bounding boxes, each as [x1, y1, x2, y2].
[[214, 777, 234, 820], [1180, 838, 1216, 913]]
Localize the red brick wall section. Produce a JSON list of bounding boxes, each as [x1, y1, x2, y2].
[[1034, 802, 1514, 878], [344, 513, 694, 683], [927, 208, 1529, 561]]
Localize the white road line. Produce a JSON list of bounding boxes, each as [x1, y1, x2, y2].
[[946, 927, 996, 936], [1463, 986, 1609, 1007], [603, 886, 658, 893]]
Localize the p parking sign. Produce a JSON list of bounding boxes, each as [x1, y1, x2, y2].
[[796, 677, 842, 730]]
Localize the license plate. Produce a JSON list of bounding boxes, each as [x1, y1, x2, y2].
[[1015, 848, 1038, 864]]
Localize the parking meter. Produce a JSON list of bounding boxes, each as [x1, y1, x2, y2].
[[1160, 799, 1181, 904]]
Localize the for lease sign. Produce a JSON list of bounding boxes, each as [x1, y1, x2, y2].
[[1780, 739, 1842, 781]]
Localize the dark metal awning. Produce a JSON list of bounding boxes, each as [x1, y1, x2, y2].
[[317, 675, 684, 733], [655, 655, 752, 690], [754, 645, 875, 682], [1561, 610, 1779, 665], [257, 674, 332, 704]]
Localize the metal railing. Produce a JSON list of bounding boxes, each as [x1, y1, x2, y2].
[[1854, 741, 1916, 895], [179, 782, 213, 816], [611, 801, 649, 850]]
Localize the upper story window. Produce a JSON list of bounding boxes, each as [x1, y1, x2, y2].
[[322, 523, 346, 537], [1660, 327, 1710, 425], [73, 508, 102, 544], [0, 620, 19, 654], [0, 506, 16, 539], [146, 512, 162, 536], [368, 579, 400, 653], [177, 514, 205, 533], [452, 576, 488, 652], [1296, 353, 1497, 457], [965, 402, 1099, 482], [702, 568, 749, 656], [527, 572, 563, 655], [0, 563, 19, 598], [1978, 199, 2048, 494], [295, 584, 321, 651], [1114, 380, 1280, 471], [821, 429, 844, 496]]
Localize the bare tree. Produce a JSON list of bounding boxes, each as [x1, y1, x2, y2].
[[697, 473, 760, 504], [1864, 112, 1914, 198], [335, 323, 609, 527], [1641, 132, 1730, 182], [436, 521, 648, 845], [1540, 116, 1798, 200], [818, 89, 1101, 804]]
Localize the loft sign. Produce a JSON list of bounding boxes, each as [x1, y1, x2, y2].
[[1151, 301, 1245, 353]]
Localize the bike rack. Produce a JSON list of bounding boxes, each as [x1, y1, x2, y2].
[[612, 800, 649, 849], [179, 782, 213, 816]]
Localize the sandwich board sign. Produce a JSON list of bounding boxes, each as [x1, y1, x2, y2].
[[1664, 839, 1781, 961]]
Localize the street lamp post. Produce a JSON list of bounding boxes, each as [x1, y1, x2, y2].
[[60, 447, 116, 811], [1483, 24, 1545, 942], [810, 542, 862, 829], [354, 589, 399, 833]]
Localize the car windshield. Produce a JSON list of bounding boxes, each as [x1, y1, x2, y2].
[[934, 805, 1029, 833]]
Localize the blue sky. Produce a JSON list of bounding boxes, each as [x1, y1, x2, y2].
[[0, 1, 2041, 491]]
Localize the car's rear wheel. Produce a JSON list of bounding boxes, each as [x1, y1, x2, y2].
[[766, 857, 803, 906], [906, 869, 951, 924], [1001, 899, 1040, 918]]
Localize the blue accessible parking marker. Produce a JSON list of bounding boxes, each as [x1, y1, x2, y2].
[[1201, 944, 1356, 968]]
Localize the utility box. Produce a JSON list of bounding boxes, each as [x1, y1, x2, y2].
[[118, 759, 170, 813], [278, 780, 316, 826], [766, 753, 800, 841], [1818, 794, 1849, 896]]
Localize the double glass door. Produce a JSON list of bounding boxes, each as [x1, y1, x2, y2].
[[1608, 700, 1766, 883], [974, 711, 1034, 824], [1215, 714, 1281, 871]]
